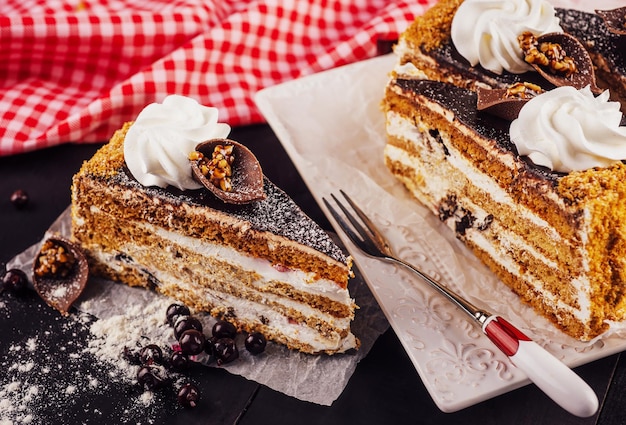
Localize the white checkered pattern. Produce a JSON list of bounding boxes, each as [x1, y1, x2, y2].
[[0, 0, 436, 156]]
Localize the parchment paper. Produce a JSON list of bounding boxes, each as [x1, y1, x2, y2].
[[7, 208, 389, 406]]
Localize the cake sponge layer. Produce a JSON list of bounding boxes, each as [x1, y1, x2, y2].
[[71, 124, 358, 354], [383, 78, 626, 340]]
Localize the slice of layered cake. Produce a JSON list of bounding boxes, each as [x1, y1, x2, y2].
[[383, 0, 626, 341], [71, 95, 358, 354], [393, 0, 626, 107]]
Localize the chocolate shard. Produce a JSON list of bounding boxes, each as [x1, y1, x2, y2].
[[477, 83, 543, 121], [530, 32, 601, 94], [477, 88, 529, 121], [32, 236, 89, 316], [596, 7, 626, 35], [191, 139, 266, 204]]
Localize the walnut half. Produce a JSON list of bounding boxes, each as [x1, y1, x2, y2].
[[518, 31, 577, 77]]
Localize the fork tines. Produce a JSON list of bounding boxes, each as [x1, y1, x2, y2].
[[322, 190, 387, 257]]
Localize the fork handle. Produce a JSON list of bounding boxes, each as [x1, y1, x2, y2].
[[483, 316, 598, 417]]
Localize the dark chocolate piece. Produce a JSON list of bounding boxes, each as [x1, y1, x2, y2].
[[596, 7, 626, 35], [32, 236, 88, 316], [191, 138, 266, 204], [476, 87, 533, 121], [524, 32, 600, 93]]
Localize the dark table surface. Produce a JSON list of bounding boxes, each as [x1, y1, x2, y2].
[[1, 124, 625, 425]]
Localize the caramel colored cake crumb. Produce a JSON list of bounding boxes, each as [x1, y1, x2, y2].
[[401, 0, 461, 51]]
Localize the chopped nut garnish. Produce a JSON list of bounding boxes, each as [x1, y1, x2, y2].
[[34, 239, 76, 278], [504, 82, 544, 99], [518, 31, 577, 77], [189, 144, 235, 192]]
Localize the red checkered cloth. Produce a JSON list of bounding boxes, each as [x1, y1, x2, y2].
[[0, 0, 436, 156]]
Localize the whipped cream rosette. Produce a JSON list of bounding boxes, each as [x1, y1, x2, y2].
[[510, 85, 626, 172], [451, 0, 562, 75], [124, 95, 231, 190]]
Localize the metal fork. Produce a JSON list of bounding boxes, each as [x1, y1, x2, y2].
[[323, 190, 598, 418]]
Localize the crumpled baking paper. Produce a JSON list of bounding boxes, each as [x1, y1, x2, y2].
[[7, 207, 389, 406]]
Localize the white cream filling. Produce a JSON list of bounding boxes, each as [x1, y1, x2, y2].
[[468, 229, 592, 321], [144, 224, 352, 305], [159, 269, 353, 351], [385, 112, 563, 235], [393, 61, 428, 79], [89, 248, 355, 353], [385, 112, 594, 322]]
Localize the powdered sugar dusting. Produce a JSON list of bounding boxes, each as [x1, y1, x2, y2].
[[0, 295, 185, 424], [84, 296, 175, 382]]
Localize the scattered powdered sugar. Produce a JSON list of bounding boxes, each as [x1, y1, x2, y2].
[[84, 296, 178, 383], [49, 285, 70, 301], [0, 295, 189, 424]]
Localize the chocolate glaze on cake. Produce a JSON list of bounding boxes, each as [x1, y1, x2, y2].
[[427, 41, 552, 89], [559, 8, 626, 76], [405, 7, 626, 108], [109, 167, 347, 264], [395, 78, 564, 183]]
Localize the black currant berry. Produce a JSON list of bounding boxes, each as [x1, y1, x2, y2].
[[178, 329, 206, 356], [139, 344, 164, 365], [245, 332, 267, 355], [169, 351, 189, 371], [173, 316, 203, 340], [1, 269, 28, 294], [213, 338, 239, 365], [177, 383, 200, 408], [10, 189, 29, 209], [204, 336, 217, 357], [212, 320, 236, 339], [166, 303, 191, 326], [137, 366, 165, 390]]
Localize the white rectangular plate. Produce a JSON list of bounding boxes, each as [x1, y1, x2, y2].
[[255, 53, 626, 412]]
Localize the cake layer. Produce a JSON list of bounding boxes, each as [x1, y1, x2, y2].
[[383, 78, 626, 340], [395, 3, 626, 109], [84, 227, 355, 354], [71, 123, 358, 354]]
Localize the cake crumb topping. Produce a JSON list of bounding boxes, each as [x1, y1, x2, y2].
[[76, 122, 129, 179], [402, 0, 462, 51]]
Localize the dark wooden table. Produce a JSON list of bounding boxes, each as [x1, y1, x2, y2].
[[1, 124, 625, 425]]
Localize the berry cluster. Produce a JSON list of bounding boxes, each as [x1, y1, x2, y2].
[[126, 302, 268, 409], [123, 339, 201, 409], [166, 302, 267, 364]]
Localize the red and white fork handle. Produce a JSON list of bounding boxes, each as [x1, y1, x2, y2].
[[483, 316, 599, 418]]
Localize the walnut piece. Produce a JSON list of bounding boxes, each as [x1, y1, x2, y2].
[[518, 31, 577, 77], [189, 144, 235, 192], [504, 82, 544, 99], [34, 239, 76, 278]]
